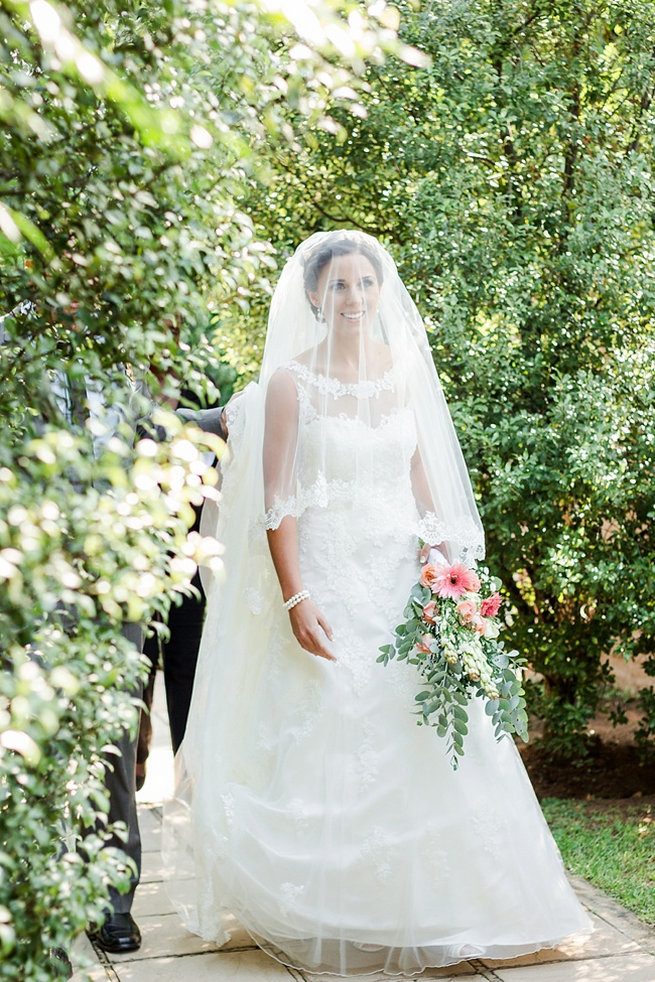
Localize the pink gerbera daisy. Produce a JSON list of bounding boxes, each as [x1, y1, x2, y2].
[[480, 592, 502, 619], [433, 563, 481, 600]]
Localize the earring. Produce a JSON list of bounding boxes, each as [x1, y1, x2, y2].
[[317, 306, 325, 322]]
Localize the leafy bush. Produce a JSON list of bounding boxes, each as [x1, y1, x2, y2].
[[237, 0, 655, 760], [0, 421, 220, 978], [0, 0, 399, 976]]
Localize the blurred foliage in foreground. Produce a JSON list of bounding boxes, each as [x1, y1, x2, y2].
[[0, 0, 401, 975]]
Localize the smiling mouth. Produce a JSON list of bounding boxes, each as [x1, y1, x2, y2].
[[342, 311, 365, 320]]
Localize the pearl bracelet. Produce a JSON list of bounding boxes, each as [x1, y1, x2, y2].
[[284, 589, 310, 611]]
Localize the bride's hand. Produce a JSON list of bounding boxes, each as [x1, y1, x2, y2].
[[418, 542, 432, 565], [419, 543, 448, 567], [289, 600, 336, 661]]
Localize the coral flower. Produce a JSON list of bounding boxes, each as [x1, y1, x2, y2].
[[455, 597, 477, 623], [415, 634, 433, 654], [433, 563, 481, 600], [480, 592, 502, 619], [471, 615, 486, 635], [419, 563, 441, 591], [421, 600, 437, 624]]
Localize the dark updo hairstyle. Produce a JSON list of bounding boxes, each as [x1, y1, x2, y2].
[[302, 234, 384, 319]]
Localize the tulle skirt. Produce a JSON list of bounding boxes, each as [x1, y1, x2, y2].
[[163, 503, 592, 976]]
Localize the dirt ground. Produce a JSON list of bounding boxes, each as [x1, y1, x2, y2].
[[519, 654, 655, 804]]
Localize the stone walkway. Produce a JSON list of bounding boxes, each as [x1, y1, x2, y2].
[[71, 673, 655, 982]]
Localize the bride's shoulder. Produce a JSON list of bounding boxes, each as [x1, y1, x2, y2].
[[266, 362, 295, 392], [279, 352, 330, 388], [267, 359, 312, 394], [266, 365, 299, 406]]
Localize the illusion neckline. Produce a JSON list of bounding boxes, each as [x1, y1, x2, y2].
[[287, 360, 396, 398]]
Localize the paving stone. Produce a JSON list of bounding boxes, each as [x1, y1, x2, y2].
[[416, 968, 480, 980], [131, 880, 177, 919], [71, 967, 115, 982], [104, 912, 220, 963], [109, 947, 295, 980], [69, 931, 113, 980], [304, 961, 479, 981], [304, 962, 481, 982], [138, 851, 168, 885], [415, 973, 480, 981], [136, 806, 162, 845], [139, 836, 161, 857], [568, 876, 655, 953], [415, 974, 480, 981], [215, 915, 258, 952], [71, 932, 98, 962], [480, 912, 641, 968], [492, 950, 655, 981], [135, 745, 174, 805]]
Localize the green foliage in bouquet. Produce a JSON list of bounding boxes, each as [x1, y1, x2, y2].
[[378, 564, 528, 769]]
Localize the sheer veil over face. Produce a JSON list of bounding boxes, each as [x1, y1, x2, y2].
[[259, 229, 484, 562]]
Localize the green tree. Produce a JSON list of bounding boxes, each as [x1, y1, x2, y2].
[[235, 0, 655, 759]]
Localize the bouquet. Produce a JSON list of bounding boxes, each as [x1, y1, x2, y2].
[[378, 552, 529, 768]]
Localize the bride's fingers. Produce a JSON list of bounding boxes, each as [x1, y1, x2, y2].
[[312, 638, 336, 661], [304, 619, 335, 661], [300, 627, 335, 661], [418, 542, 431, 564], [289, 604, 336, 661], [312, 609, 336, 660], [316, 611, 333, 641]]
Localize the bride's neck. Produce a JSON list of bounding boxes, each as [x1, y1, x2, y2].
[[325, 334, 371, 375]]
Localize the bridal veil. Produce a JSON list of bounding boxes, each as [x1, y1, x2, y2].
[[162, 232, 590, 974]]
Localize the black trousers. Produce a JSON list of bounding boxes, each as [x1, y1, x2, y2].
[[104, 622, 143, 914], [142, 569, 206, 754]]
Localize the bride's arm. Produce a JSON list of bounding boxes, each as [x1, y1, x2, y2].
[[267, 519, 335, 661], [264, 370, 335, 661], [411, 447, 448, 564], [411, 446, 434, 516]]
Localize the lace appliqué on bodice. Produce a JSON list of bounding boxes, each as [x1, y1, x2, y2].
[[263, 361, 418, 532], [287, 360, 397, 401], [260, 361, 484, 561]]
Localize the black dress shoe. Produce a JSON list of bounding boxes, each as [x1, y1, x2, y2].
[[89, 912, 141, 953]]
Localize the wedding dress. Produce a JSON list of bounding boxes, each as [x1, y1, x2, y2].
[[163, 232, 592, 976]]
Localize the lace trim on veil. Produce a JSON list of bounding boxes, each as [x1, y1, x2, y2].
[[262, 491, 484, 562], [417, 511, 485, 563], [261, 475, 351, 532]]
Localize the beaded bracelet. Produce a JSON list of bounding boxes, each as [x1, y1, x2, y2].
[[284, 589, 310, 611]]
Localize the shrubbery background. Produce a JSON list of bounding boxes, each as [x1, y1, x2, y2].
[[228, 0, 655, 757]]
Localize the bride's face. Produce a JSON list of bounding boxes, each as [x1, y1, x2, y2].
[[310, 252, 380, 334]]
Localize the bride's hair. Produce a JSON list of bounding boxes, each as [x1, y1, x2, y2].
[[301, 233, 384, 318]]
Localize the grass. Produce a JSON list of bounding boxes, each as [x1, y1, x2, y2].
[[542, 797, 655, 927]]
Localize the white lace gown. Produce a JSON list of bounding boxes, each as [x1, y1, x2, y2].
[[164, 364, 592, 976]]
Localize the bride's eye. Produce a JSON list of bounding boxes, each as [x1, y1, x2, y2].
[[361, 276, 376, 289]]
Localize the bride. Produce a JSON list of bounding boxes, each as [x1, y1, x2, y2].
[[163, 231, 592, 976]]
